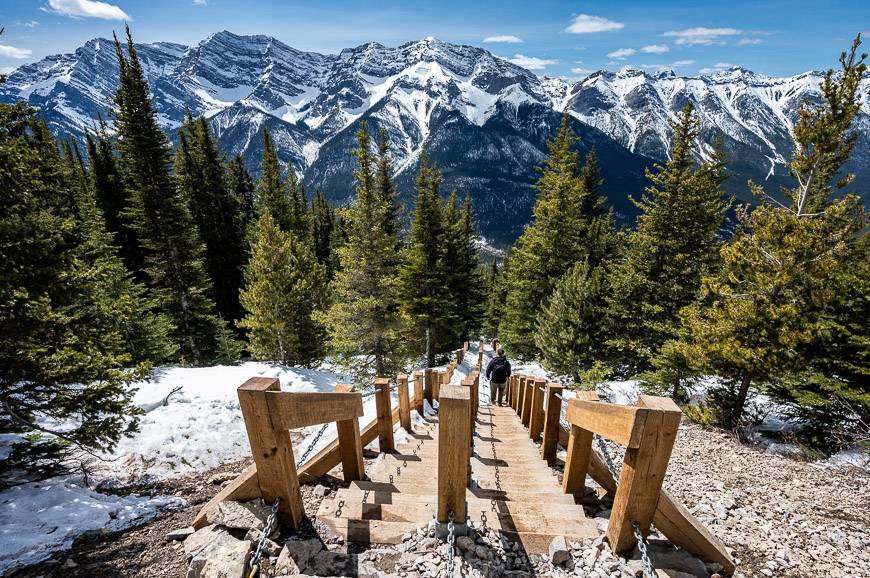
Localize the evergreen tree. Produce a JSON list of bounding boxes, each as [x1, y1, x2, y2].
[[86, 118, 142, 274], [323, 122, 403, 380], [227, 153, 256, 228], [311, 188, 337, 278], [239, 211, 326, 365], [606, 102, 728, 375], [398, 147, 455, 366], [482, 259, 506, 338], [675, 36, 867, 429], [257, 129, 293, 232], [286, 169, 310, 242], [376, 127, 401, 249], [450, 195, 485, 343], [112, 28, 238, 364], [501, 113, 607, 358], [175, 116, 248, 326], [1, 102, 142, 485], [535, 261, 609, 381]]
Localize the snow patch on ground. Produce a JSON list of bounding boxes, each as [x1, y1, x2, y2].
[[0, 478, 185, 575]]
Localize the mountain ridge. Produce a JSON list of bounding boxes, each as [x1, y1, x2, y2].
[[3, 31, 868, 245]]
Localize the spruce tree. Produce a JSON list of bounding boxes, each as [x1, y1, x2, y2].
[[501, 113, 603, 358], [323, 122, 403, 380], [257, 129, 293, 232], [239, 211, 326, 365], [675, 36, 867, 429], [112, 28, 238, 364], [286, 169, 310, 242], [606, 102, 728, 375], [227, 153, 256, 229], [398, 147, 455, 366], [175, 116, 247, 326], [449, 194, 485, 343], [482, 259, 506, 338], [376, 127, 401, 249], [1, 102, 142, 484], [311, 188, 337, 278], [535, 261, 608, 381]]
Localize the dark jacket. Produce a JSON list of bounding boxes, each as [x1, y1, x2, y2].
[[486, 355, 511, 384]]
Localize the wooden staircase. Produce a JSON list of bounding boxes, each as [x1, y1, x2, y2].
[[316, 401, 598, 554]]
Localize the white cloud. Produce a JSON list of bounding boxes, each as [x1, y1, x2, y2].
[[508, 54, 558, 70], [44, 0, 131, 20], [565, 14, 624, 34], [737, 37, 762, 45], [663, 27, 741, 45], [571, 67, 593, 75], [0, 44, 33, 59], [643, 59, 696, 73], [699, 62, 739, 74], [16, 20, 41, 28], [483, 35, 522, 43], [607, 47, 636, 59], [641, 44, 669, 54], [193, 0, 207, 5]]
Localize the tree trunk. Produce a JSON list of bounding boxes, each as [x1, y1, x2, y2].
[[732, 374, 752, 427]]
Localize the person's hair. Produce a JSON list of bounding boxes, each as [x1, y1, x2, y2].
[[497, 348, 505, 355]]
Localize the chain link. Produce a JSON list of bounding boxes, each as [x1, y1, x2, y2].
[[446, 510, 456, 578], [247, 497, 280, 577], [595, 436, 656, 578], [296, 422, 329, 467]]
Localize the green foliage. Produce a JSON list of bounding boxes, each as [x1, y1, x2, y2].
[[311, 188, 339, 279], [482, 259, 506, 338], [606, 102, 728, 375], [323, 122, 404, 381], [256, 129, 294, 232], [675, 37, 867, 431], [112, 28, 238, 364], [397, 147, 455, 366], [175, 116, 248, 326], [0, 101, 142, 485], [535, 260, 608, 381], [239, 211, 326, 365], [227, 153, 257, 227], [502, 113, 617, 358]]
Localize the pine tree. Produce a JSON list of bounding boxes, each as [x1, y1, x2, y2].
[[535, 261, 608, 381], [227, 153, 256, 229], [323, 122, 403, 381], [86, 118, 142, 275], [112, 28, 238, 364], [175, 116, 248, 327], [501, 113, 604, 358], [449, 194, 485, 343], [675, 36, 867, 429], [606, 102, 728, 375], [286, 169, 310, 242], [482, 259, 506, 338], [398, 147, 455, 366], [1, 102, 142, 484], [239, 211, 326, 365], [257, 129, 293, 232], [376, 127, 401, 250], [311, 188, 337, 278]]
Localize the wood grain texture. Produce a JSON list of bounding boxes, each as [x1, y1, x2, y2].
[[397, 374, 411, 432], [541, 383, 563, 464], [374, 378, 395, 453], [566, 399, 649, 448], [266, 391, 363, 430], [437, 384, 470, 524], [528, 378, 546, 441]]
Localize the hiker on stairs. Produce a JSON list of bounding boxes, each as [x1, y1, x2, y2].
[[485, 347, 511, 406]]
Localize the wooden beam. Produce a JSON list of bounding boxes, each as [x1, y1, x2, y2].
[[397, 373, 412, 432], [562, 424, 594, 497], [528, 378, 546, 441], [607, 398, 681, 553], [374, 377, 395, 453], [566, 399, 649, 448], [437, 384, 470, 524], [461, 378, 475, 446], [266, 391, 363, 430], [237, 377, 304, 529], [424, 368, 434, 405], [521, 378, 533, 427], [541, 383, 563, 464], [413, 371, 424, 415]]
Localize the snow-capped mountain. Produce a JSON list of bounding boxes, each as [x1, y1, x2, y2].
[[2, 32, 868, 244]]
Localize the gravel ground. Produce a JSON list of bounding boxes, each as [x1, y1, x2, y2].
[[7, 423, 869, 578]]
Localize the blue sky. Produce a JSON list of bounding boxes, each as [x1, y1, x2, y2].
[[1, 0, 868, 78]]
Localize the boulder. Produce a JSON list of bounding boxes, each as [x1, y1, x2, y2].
[[549, 535, 570, 566], [205, 500, 272, 531], [273, 545, 302, 575], [166, 526, 195, 541], [184, 527, 250, 578], [283, 537, 323, 571]]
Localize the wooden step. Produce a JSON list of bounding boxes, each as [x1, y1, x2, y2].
[[317, 516, 424, 545], [348, 480, 577, 505]]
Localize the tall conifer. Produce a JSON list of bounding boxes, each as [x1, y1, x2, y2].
[[257, 129, 293, 232]]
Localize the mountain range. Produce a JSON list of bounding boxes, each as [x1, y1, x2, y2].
[[2, 31, 868, 245]]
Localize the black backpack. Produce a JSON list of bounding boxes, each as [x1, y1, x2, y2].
[[490, 357, 509, 383]]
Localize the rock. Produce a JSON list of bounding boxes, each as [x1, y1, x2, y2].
[[549, 535, 571, 566], [643, 543, 707, 578], [166, 526, 196, 541], [306, 550, 346, 575], [457, 536, 475, 552], [313, 484, 331, 497], [184, 526, 226, 558], [185, 528, 250, 578], [283, 537, 323, 570], [205, 500, 273, 531], [207, 471, 238, 485], [273, 545, 302, 575], [655, 571, 698, 578]]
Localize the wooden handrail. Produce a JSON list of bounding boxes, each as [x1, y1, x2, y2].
[[437, 384, 471, 529], [540, 383, 563, 464], [374, 378, 395, 453], [397, 373, 411, 433]]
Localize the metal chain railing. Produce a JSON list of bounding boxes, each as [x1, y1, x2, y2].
[[295, 422, 329, 467], [246, 497, 280, 578], [446, 510, 456, 578], [595, 436, 656, 578]]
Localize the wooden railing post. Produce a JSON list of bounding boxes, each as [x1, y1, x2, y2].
[[521, 377, 533, 426], [541, 383, 563, 464], [397, 373, 412, 432], [528, 378, 547, 440], [461, 378, 475, 447], [238, 377, 304, 529], [334, 384, 365, 482], [437, 384, 470, 535], [562, 390, 600, 497], [436, 369, 446, 400], [506, 374, 512, 406], [374, 378, 395, 453], [608, 396, 681, 553], [424, 368, 435, 405], [413, 370, 424, 415], [516, 375, 526, 415], [510, 375, 518, 410]]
